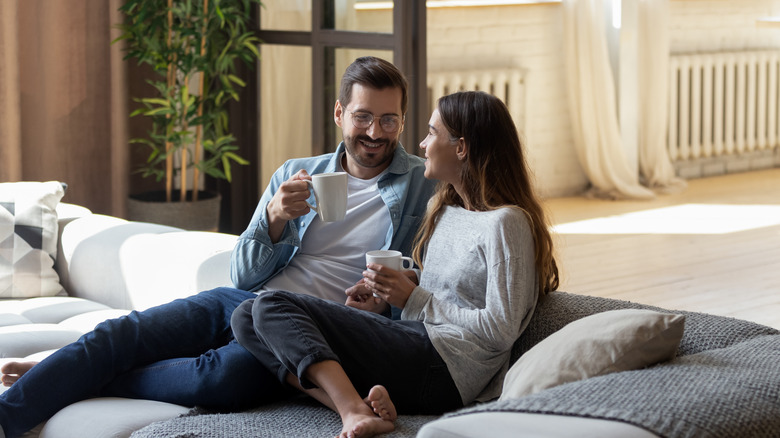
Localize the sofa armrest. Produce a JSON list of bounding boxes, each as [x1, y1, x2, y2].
[[56, 213, 237, 310]]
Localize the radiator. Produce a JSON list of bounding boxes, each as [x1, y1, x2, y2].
[[668, 50, 780, 161], [427, 69, 526, 134]]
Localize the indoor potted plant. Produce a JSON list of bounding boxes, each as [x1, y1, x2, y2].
[[115, 0, 261, 231]]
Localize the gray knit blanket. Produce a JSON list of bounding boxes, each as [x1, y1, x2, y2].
[[131, 396, 438, 437], [131, 292, 780, 438], [455, 293, 780, 438]]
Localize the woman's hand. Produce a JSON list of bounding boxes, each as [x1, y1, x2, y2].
[[345, 279, 389, 314], [362, 263, 417, 309]]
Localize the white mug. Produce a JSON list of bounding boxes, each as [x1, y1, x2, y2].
[[305, 172, 347, 222], [366, 250, 414, 297], [366, 250, 414, 271]]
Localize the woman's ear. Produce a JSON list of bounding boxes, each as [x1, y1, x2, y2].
[[456, 138, 468, 161]]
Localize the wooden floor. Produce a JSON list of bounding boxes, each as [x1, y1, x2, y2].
[[545, 167, 780, 329]]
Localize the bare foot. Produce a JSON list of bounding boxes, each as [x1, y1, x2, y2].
[[364, 385, 397, 421], [1, 361, 38, 387], [339, 409, 395, 438]]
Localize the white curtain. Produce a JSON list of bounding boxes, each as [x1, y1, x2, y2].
[[638, 0, 686, 192], [563, 0, 655, 199]]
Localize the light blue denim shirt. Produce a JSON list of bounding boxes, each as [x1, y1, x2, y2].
[[230, 142, 436, 292]]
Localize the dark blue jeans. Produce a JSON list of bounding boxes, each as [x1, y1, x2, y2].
[[0, 287, 289, 438], [231, 291, 463, 416]]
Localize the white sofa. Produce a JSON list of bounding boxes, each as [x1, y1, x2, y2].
[[0, 204, 658, 438], [0, 204, 239, 438], [5, 205, 778, 438]]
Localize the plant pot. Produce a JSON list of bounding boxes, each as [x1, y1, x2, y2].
[[127, 190, 222, 232]]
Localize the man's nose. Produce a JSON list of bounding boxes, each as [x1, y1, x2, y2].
[[366, 121, 382, 139]]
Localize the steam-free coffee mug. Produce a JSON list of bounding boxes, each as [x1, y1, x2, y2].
[[305, 172, 347, 222], [365, 250, 414, 297], [366, 250, 414, 271]]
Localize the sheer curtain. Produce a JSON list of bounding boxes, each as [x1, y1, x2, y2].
[[0, 0, 128, 216], [563, 0, 655, 199], [638, 0, 686, 192]]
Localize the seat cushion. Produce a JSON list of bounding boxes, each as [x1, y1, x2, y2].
[[0, 296, 130, 359], [39, 397, 190, 438]]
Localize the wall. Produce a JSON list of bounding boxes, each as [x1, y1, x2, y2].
[[357, 0, 780, 198]]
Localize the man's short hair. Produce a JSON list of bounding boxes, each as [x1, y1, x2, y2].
[[338, 56, 408, 115]]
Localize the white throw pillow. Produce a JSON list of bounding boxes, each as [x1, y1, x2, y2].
[[0, 181, 65, 297], [500, 309, 685, 400]]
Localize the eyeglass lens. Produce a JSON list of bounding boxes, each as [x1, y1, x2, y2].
[[349, 111, 400, 132]]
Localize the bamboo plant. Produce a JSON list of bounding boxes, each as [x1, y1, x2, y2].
[[115, 0, 261, 202]]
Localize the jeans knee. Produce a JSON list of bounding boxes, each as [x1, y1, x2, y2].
[[230, 299, 255, 346], [252, 290, 295, 329]]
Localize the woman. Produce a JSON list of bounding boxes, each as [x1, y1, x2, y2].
[[230, 91, 559, 438]]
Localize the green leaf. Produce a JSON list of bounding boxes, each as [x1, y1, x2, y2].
[[227, 74, 246, 87], [243, 41, 260, 59], [145, 107, 175, 116], [221, 156, 233, 182], [224, 151, 249, 165], [140, 98, 171, 107]]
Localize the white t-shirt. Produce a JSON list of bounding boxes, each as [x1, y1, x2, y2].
[[262, 162, 391, 302]]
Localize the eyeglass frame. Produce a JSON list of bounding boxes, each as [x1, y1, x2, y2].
[[343, 108, 404, 133]]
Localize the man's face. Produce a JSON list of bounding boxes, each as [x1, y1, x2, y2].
[[335, 84, 404, 179]]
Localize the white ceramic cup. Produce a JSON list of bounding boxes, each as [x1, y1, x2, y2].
[[365, 250, 414, 297], [305, 172, 348, 222]]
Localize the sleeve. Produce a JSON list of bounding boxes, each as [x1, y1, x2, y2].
[[402, 211, 538, 353], [229, 162, 303, 291]]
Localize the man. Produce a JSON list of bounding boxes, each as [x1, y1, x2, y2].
[[0, 56, 436, 438]]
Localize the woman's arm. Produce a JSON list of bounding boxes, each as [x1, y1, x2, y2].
[[402, 208, 538, 353]]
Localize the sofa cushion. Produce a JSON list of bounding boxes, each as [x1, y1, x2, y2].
[[0, 324, 84, 358], [0, 296, 129, 360], [417, 412, 659, 438], [57, 214, 236, 310], [40, 397, 190, 438], [0, 296, 111, 324], [0, 181, 65, 298], [500, 309, 684, 399]]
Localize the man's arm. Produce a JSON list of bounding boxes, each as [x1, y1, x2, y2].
[[230, 167, 312, 291]]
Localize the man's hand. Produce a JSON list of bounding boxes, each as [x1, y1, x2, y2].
[[266, 170, 312, 243], [345, 279, 389, 314]]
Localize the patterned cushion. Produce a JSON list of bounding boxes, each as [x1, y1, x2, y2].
[[0, 181, 65, 297]]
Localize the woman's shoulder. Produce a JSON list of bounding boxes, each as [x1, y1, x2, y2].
[[441, 206, 532, 237], [480, 206, 531, 227]]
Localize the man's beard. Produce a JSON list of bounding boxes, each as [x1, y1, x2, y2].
[[343, 134, 397, 170]]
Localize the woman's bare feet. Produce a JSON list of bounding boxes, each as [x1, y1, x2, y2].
[[364, 385, 397, 421], [1, 361, 38, 386], [337, 385, 397, 438], [339, 405, 395, 438]]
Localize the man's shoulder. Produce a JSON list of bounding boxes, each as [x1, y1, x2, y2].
[[279, 152, 337, 174], [390, 145, 427, 174]]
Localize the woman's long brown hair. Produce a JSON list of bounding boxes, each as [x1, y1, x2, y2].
[[412, 91, 559, 295]]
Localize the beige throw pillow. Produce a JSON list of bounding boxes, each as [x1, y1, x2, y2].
[[500, 309, 685, 400]]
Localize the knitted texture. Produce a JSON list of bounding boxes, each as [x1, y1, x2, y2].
[[462, 292, 780, 438], [131, 292, 780, 437], [131, 396, 438, 438]]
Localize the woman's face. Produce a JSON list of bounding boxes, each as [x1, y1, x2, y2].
[[419, 109, 463, 184]]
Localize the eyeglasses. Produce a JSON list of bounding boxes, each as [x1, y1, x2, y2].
[[345, 109, 403, 133]]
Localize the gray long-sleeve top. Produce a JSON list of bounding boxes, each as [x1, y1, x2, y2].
[[401, 205, 539, 404]]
